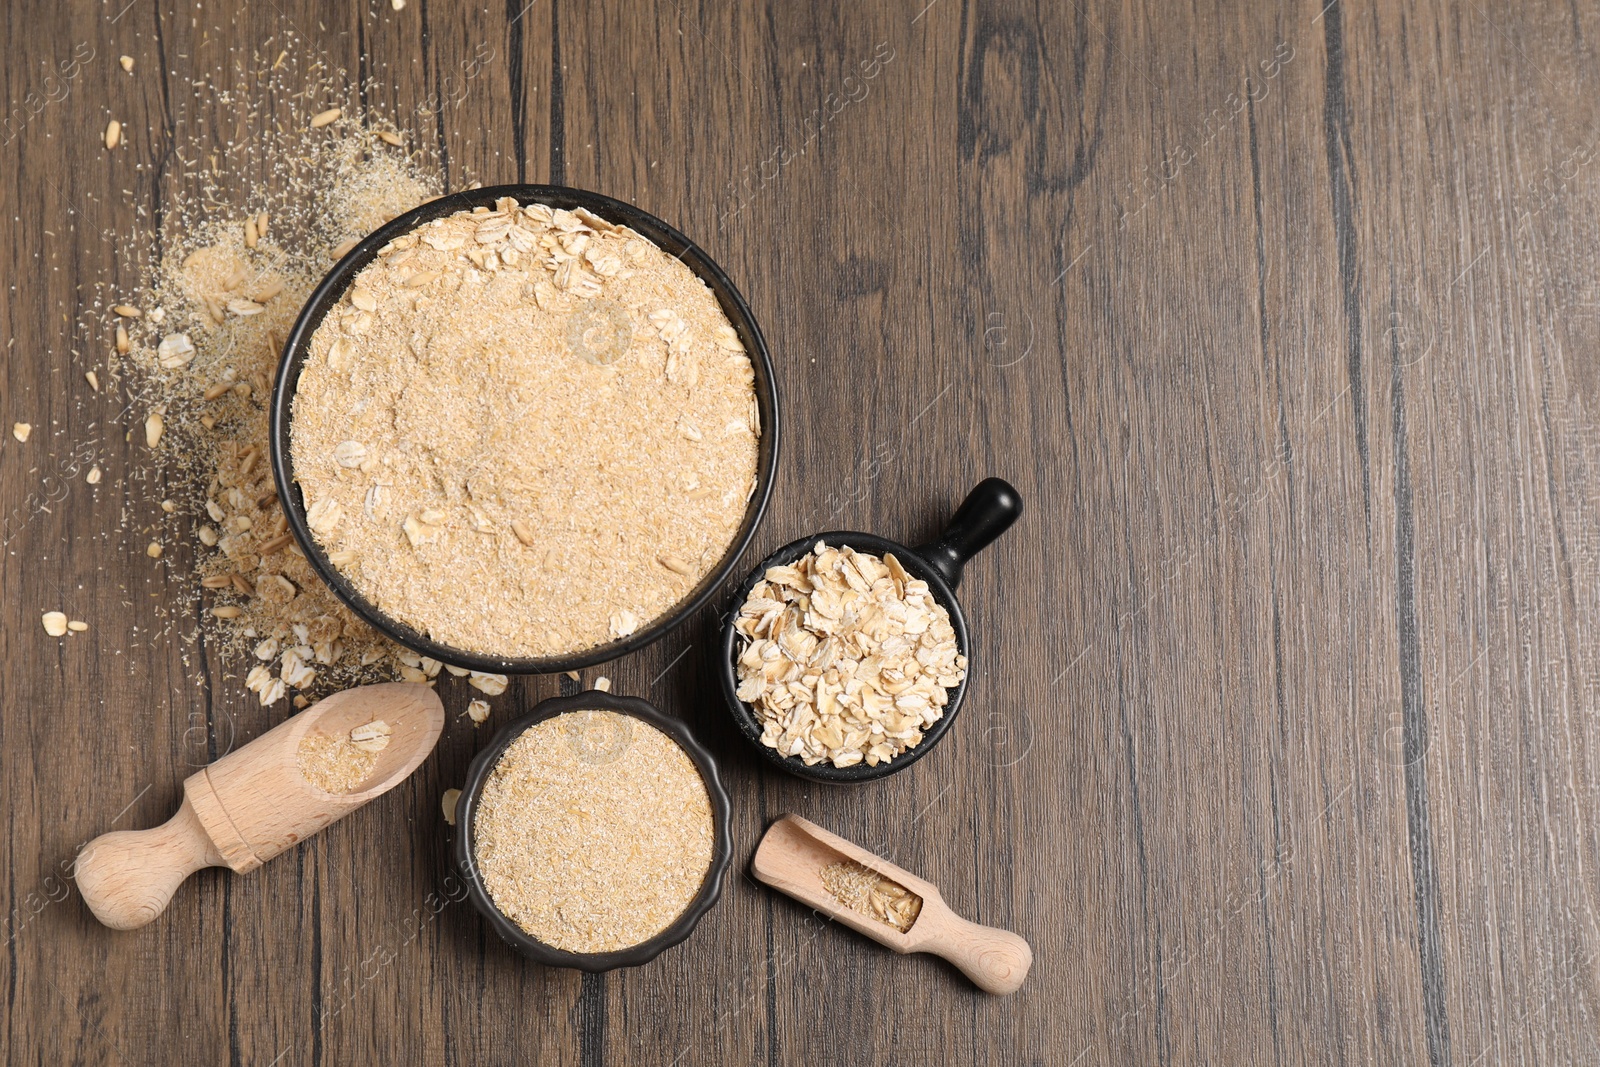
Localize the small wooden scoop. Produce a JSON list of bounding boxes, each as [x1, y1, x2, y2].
[[76, 683, 444, 930], [752, 814, 1032, 994]]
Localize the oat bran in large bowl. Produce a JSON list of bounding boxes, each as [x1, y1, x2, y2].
[[273, 186, 779, 671]]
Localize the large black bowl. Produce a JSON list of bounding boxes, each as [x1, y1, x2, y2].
[[718, 478, 1022, 783], [452, 691, 733, 971], [269, 184, 780, 674]]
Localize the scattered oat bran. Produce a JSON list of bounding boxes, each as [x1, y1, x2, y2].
[[108, 80, 451, 704], [473, 710, 714, 952], [819, 859, 923, 931], [295, 719, 389, 793], [290, 199, 760, 658]]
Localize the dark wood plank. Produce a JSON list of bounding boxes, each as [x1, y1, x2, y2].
[[2, 0, 1598, 1062]]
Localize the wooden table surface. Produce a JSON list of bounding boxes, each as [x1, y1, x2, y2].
[[4, 0, 1598, 1063]]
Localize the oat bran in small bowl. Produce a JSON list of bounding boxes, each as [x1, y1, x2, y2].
[[453, 692, 732, 969], [276, 186, 778, 671]]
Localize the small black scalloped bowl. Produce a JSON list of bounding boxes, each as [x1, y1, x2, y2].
[[269, 184, 780, 675], [452, 692, 732, 971], [718, 478, 1022, 784]]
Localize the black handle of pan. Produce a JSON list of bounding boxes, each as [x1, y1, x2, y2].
[[913, 478, 1023, 590]]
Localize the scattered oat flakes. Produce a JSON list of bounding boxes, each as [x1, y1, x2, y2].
[[67, 620, 89, 632], [106, 74, 446, 704], [11, 423, 30, 443], [119, 55, 134, 72], [244, 664, 286, 705], [592, 675, 612, 693], [468, 672, 508, 696], [280, 648, 315, 687], [310, 107, 342, 129], [144, 411, 164, 447], [466, 698, 490, 724], [104, 119, 121, 149], [156, 333, 196, 369], [441, 787, 460, 824], [41, 612, 68, 637], [86, 466, 102, 484], [146, 541, 163, 559]]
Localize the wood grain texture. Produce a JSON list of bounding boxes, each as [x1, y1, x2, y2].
[[2, 0, 1597, 1062]]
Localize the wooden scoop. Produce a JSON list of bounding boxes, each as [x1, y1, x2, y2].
[[76, 683, 444, 930], [751, 814, 1032, 994]]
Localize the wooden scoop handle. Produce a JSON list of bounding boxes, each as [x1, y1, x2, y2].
[[920, 909, 1034, 994], [75, 795, 225, 930]]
